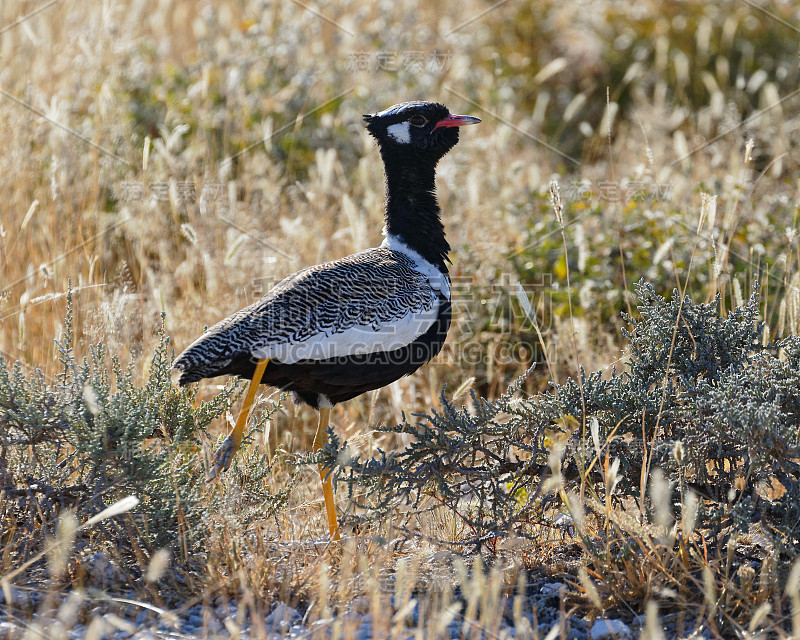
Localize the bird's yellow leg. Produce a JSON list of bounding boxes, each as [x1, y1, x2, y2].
[[313, 407, 340, 540], [208, 358, 269, 480]]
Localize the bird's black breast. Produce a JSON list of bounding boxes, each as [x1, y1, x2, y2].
[[218, 295, 451, 408]]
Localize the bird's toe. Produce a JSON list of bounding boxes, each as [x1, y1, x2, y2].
[[207, 436, 238, 481]]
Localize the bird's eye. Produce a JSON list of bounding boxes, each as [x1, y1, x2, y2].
[[408, 115, 428, 127]]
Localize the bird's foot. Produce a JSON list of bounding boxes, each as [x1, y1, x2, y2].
[[207, 436, 238, 481]]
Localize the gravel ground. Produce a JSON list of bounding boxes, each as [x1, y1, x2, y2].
[[0, 578, 716, 640]]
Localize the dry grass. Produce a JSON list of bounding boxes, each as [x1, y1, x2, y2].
[[3, 0, 800, 637]]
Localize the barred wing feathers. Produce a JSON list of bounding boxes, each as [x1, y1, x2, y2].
[[173, 248, 447, 384]]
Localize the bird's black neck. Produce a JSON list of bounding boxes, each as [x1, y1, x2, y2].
[[380, 150, 450, 272]]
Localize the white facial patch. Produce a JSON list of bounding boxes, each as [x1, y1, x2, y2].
[[386, 121, 411, 144]]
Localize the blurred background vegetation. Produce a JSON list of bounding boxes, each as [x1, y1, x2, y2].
[[1, 0, 799, 394], [1, 0, 800, 634]]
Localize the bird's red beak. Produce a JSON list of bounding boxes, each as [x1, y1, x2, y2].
[[433, 114, 482, 129]]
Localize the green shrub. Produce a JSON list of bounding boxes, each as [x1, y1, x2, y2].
[[328, 279, 800, 550], [0, 285, 241, 568], [323, 373, 545, 550]]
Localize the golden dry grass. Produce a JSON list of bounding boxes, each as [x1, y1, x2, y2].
[[3, 0, 800, 637]]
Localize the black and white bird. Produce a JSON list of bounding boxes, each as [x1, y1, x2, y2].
[[172, 101, 480, 538]]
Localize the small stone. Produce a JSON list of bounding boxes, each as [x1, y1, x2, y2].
[[567, 625, 588, 640], [431, 550, 453, 562], [206, 617, 223, 632], [590, 619, 631, 640], [216, 604, 234, 621], [552, 513, 574, 531], [266, 603, 300, 631], [188, 611, 203, 626], [540, 582, 564, 596], [83, 552, 116, 584]]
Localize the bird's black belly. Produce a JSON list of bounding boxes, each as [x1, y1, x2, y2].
[[221, 298, 451, 408]]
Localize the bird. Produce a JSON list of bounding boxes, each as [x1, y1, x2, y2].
[[172, 100, 480, 539]]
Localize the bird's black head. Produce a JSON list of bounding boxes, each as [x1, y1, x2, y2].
[[363, 101, 480, 162]]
